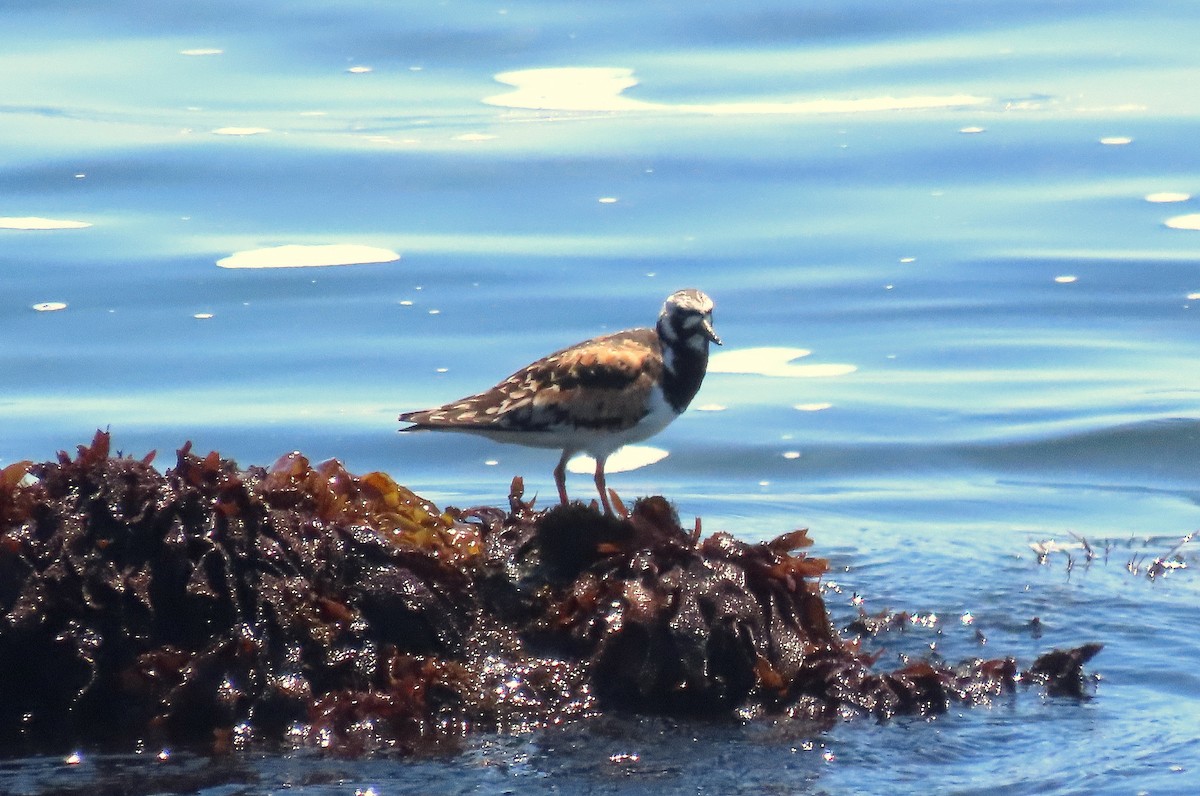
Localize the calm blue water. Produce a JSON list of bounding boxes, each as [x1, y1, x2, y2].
[[3, 1, 1199, 793]]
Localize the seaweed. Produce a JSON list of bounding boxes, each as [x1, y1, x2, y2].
[[0, 431, 1102, 754]]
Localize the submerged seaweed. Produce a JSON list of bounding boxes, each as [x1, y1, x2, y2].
[[0, 432, 1100, 754]]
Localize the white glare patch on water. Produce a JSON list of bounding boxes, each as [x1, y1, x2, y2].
[[180, 48, 223, 56], [1188, 292, 1200, 301], [346, 66, 372, 74], [212, 127, 270, 136], [782, 451, 801, 460], [794, 402, 832, 411], [33, 302, 68, 312], [216, 244, 401, 269], [709, 347, 857, 378], [1055, 275, 1078, 283], [1165, 214, 1200, 231], [486, 68, 646, 111], [193, 313, 214, 319], [484, 67, 987, 115], [452, 133, 496, 142], [0, 216, 91, 230], [1100, 136, 1132, 145], [695, 403, 727, 412], [567, 445, 668, 475], [959, 126, 986, 134], [1145, 192, 1190, 203]]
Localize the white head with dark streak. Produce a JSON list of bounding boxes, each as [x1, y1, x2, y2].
[[660, 289, 720, 342]]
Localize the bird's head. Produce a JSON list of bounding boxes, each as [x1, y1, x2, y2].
[[658, 288, 721, 349]]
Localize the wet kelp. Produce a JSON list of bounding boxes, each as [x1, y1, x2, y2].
[[0, 432, 1099, 753]]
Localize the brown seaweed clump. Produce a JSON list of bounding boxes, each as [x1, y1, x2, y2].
[[0, 432, 1100, 754]]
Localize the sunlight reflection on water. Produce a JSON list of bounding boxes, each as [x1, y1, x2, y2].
[[709, 347, 857, 378], [0, 217, 92, 230], [216, 243, 401, 269], [486, 66, 988, 115], [212, 126, 271, 136], [567, 445, 670, 475], [1164, 213, 1200, 231]]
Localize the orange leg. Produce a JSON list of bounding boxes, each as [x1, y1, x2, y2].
[[593, 456, 612, 515], [554, 450, 572, 506]]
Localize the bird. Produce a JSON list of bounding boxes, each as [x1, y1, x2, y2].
[[398, 289, 720, 514]]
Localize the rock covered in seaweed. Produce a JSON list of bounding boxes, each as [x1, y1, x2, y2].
[[0, 432, 486, 751], [0, 432, 1101, 753], [474, 486, 837, 716]]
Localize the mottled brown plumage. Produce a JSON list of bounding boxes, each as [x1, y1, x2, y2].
[[405, 329, 662, 434]]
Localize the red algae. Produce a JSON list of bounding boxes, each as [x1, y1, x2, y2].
[[0, 432, 1101, 754]]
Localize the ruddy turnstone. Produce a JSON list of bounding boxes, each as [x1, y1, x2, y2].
[[398, 289, 720, 513]]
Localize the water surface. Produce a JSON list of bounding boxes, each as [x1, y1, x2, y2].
[[2, 1, 1199, 793]]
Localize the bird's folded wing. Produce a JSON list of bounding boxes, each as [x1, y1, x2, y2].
[[402, 330, 661, 432]]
